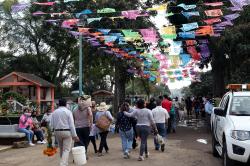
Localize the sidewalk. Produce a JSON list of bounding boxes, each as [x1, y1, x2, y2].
[[0, 145, 12, 152]]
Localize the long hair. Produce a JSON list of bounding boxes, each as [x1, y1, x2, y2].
[[120, 102, 130, 112]]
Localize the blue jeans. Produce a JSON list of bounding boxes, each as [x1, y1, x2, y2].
[[154, 123, 166, 149], [136, 125, 150, 156], [119, 128, 133, 154], [18, 128, 33, 143], [170, 113, 176, 131]]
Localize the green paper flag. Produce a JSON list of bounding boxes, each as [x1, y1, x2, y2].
[[97, 8, 116, 13]]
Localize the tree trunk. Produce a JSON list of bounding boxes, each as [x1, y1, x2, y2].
[[113, 60, 127, 114]]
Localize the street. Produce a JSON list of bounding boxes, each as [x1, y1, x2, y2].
[[0, 119, 228, 166]]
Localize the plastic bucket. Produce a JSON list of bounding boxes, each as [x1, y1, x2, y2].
[[72, 146, 87, 165]]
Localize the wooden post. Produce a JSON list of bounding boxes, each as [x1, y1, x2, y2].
[[36, 86, 41, 114], [51, 87, 55, 112]]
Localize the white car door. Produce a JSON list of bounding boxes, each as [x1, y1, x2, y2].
[[216, 95, 230, 145]]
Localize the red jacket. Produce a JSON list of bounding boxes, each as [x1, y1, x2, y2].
[[162, 99, 172, 113]]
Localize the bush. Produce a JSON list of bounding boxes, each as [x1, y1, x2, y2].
[[2, 91, 27, 105]]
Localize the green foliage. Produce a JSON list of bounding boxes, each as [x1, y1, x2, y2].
[[189, 72, 213, 97], [2, 91, 27, 105]]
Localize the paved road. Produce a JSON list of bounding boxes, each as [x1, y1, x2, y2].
[[0, 121, 225, 166]]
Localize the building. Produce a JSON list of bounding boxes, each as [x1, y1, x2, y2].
[[0, 72, 55, 113]]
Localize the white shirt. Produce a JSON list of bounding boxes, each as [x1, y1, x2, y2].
[[152, 106, 170, 124], [50, 106, 77, 137]]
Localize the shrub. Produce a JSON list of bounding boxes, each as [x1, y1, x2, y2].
[[2, 91, 27, 105]]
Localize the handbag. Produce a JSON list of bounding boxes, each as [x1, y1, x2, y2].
[[96, 111, 111, 131]]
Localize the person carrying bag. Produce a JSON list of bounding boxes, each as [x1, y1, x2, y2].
[[95, 102, 114, 156]]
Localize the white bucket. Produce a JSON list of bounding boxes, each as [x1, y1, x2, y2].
[[72, 146, 87, 165]]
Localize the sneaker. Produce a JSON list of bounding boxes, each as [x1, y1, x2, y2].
[[161, 144, 165, 152], [29, 143, 35, 146], [123, 152, 130, 159], [145, 152, 149, 158], [138, 156, 144, 161], [98, 153, 104, 157], [37, 141, 42, 144], [41, 140, 47, 144]]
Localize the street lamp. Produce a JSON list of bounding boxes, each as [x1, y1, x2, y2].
[[78, 15, 88, 96]]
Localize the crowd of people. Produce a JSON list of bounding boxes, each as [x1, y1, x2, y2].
[[17, 94, 215, 166]]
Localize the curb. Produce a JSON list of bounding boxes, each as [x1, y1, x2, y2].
[[0, 146, 12, 153]]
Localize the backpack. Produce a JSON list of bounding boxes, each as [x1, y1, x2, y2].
[[96, 111, 111, 131]]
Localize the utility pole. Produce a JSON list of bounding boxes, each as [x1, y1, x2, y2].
[[79, 33, 83, 96]]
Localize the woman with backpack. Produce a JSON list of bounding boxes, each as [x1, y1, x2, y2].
[[95, 102, 114, 157], [124, 99, 158, 161], [116, 102, 134, 159]]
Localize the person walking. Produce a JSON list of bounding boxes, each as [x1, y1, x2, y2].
[[95, 102, 114, 157], [146, 97, 156, 110], [124, 99, 158, 161], [205, 97, 213, 131], [73, 97, 93, 155], [18, 107, 35, 146], [89, 101, 98, 153], [178, 98, 185, 122], [162, 95, 172, 133], [185, 97, 193, 116], [50, 98, 79, 166], [116, 102, 134, 159], [193, 97, 201, 119], [152, 99, 169, 152]]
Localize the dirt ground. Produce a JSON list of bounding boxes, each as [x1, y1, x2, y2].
[[0, 123, 226, 166]]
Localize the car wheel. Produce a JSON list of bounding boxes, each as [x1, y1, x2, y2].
[[212, 133, 219, 157], [223, 141, 234, 166]]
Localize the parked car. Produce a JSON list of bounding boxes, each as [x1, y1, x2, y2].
[[211, 91, 250, 166]]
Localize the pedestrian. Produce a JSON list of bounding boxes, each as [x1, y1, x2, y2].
[[124, 99, 158, 161], [146, 97, 156, 110], [17, 107, 35, 146], [193, 97, 201, 119], [178, 98, 185, 122], [152, 99, 169, 152], [89, 101, 98, 153], [50, 98, 79, 166], [169, 99, 177, 133], [185, 97, 193, 116], [116, 102, 134, 159], [205, 97, 213, 131], [95, 102, 114, 157], [31, 111, 46, 144], [162, 95, 172, 133], [73, 96, 93, 155]]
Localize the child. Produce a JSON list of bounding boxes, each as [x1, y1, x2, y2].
[[89, 124, 98, 153]]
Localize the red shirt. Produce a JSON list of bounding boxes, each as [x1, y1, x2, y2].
[[162, 99, 172, 113]]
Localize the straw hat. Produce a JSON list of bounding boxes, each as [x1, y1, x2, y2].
[[98, 102, 108, 112]]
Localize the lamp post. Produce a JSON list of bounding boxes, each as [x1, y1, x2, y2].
[[79, 33, 83, 96]]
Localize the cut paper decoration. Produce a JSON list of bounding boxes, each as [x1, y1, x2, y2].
[[121, 10, 148, 20], [204, 2, 224, 7], [64, 0, 80, 2], [140, 28, 158, 43], [177, 4, 197, 10], [203, 18, 221, 25], [11, 3, 30, 13], [186, 40, 197, 46], [195, 26, 214, 36], [169, 41, 183, 55], [199, 44, 210, 58], [181, 22, 199, 32], [33, 2, 56, 6], [214, 20, 233, 27], [224, 13, 240, 21], [187, 46, 200, 60], [205, 9, 223, 17], [160, 26, 177, 39], [97, 8, 116, 13], [229, 6, 243, 11], [32, 11, 46, 16], [76, 9, 93, 18], [178, 31, 195, 39], [147, 4, 168, 11], [87, 17, 102, 24], [182, 11, 200, 18], [62, 19, 79, 29], [98, 29, 111, 35], [122, 30, 142, 41], [179, 54, 191, 67]]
